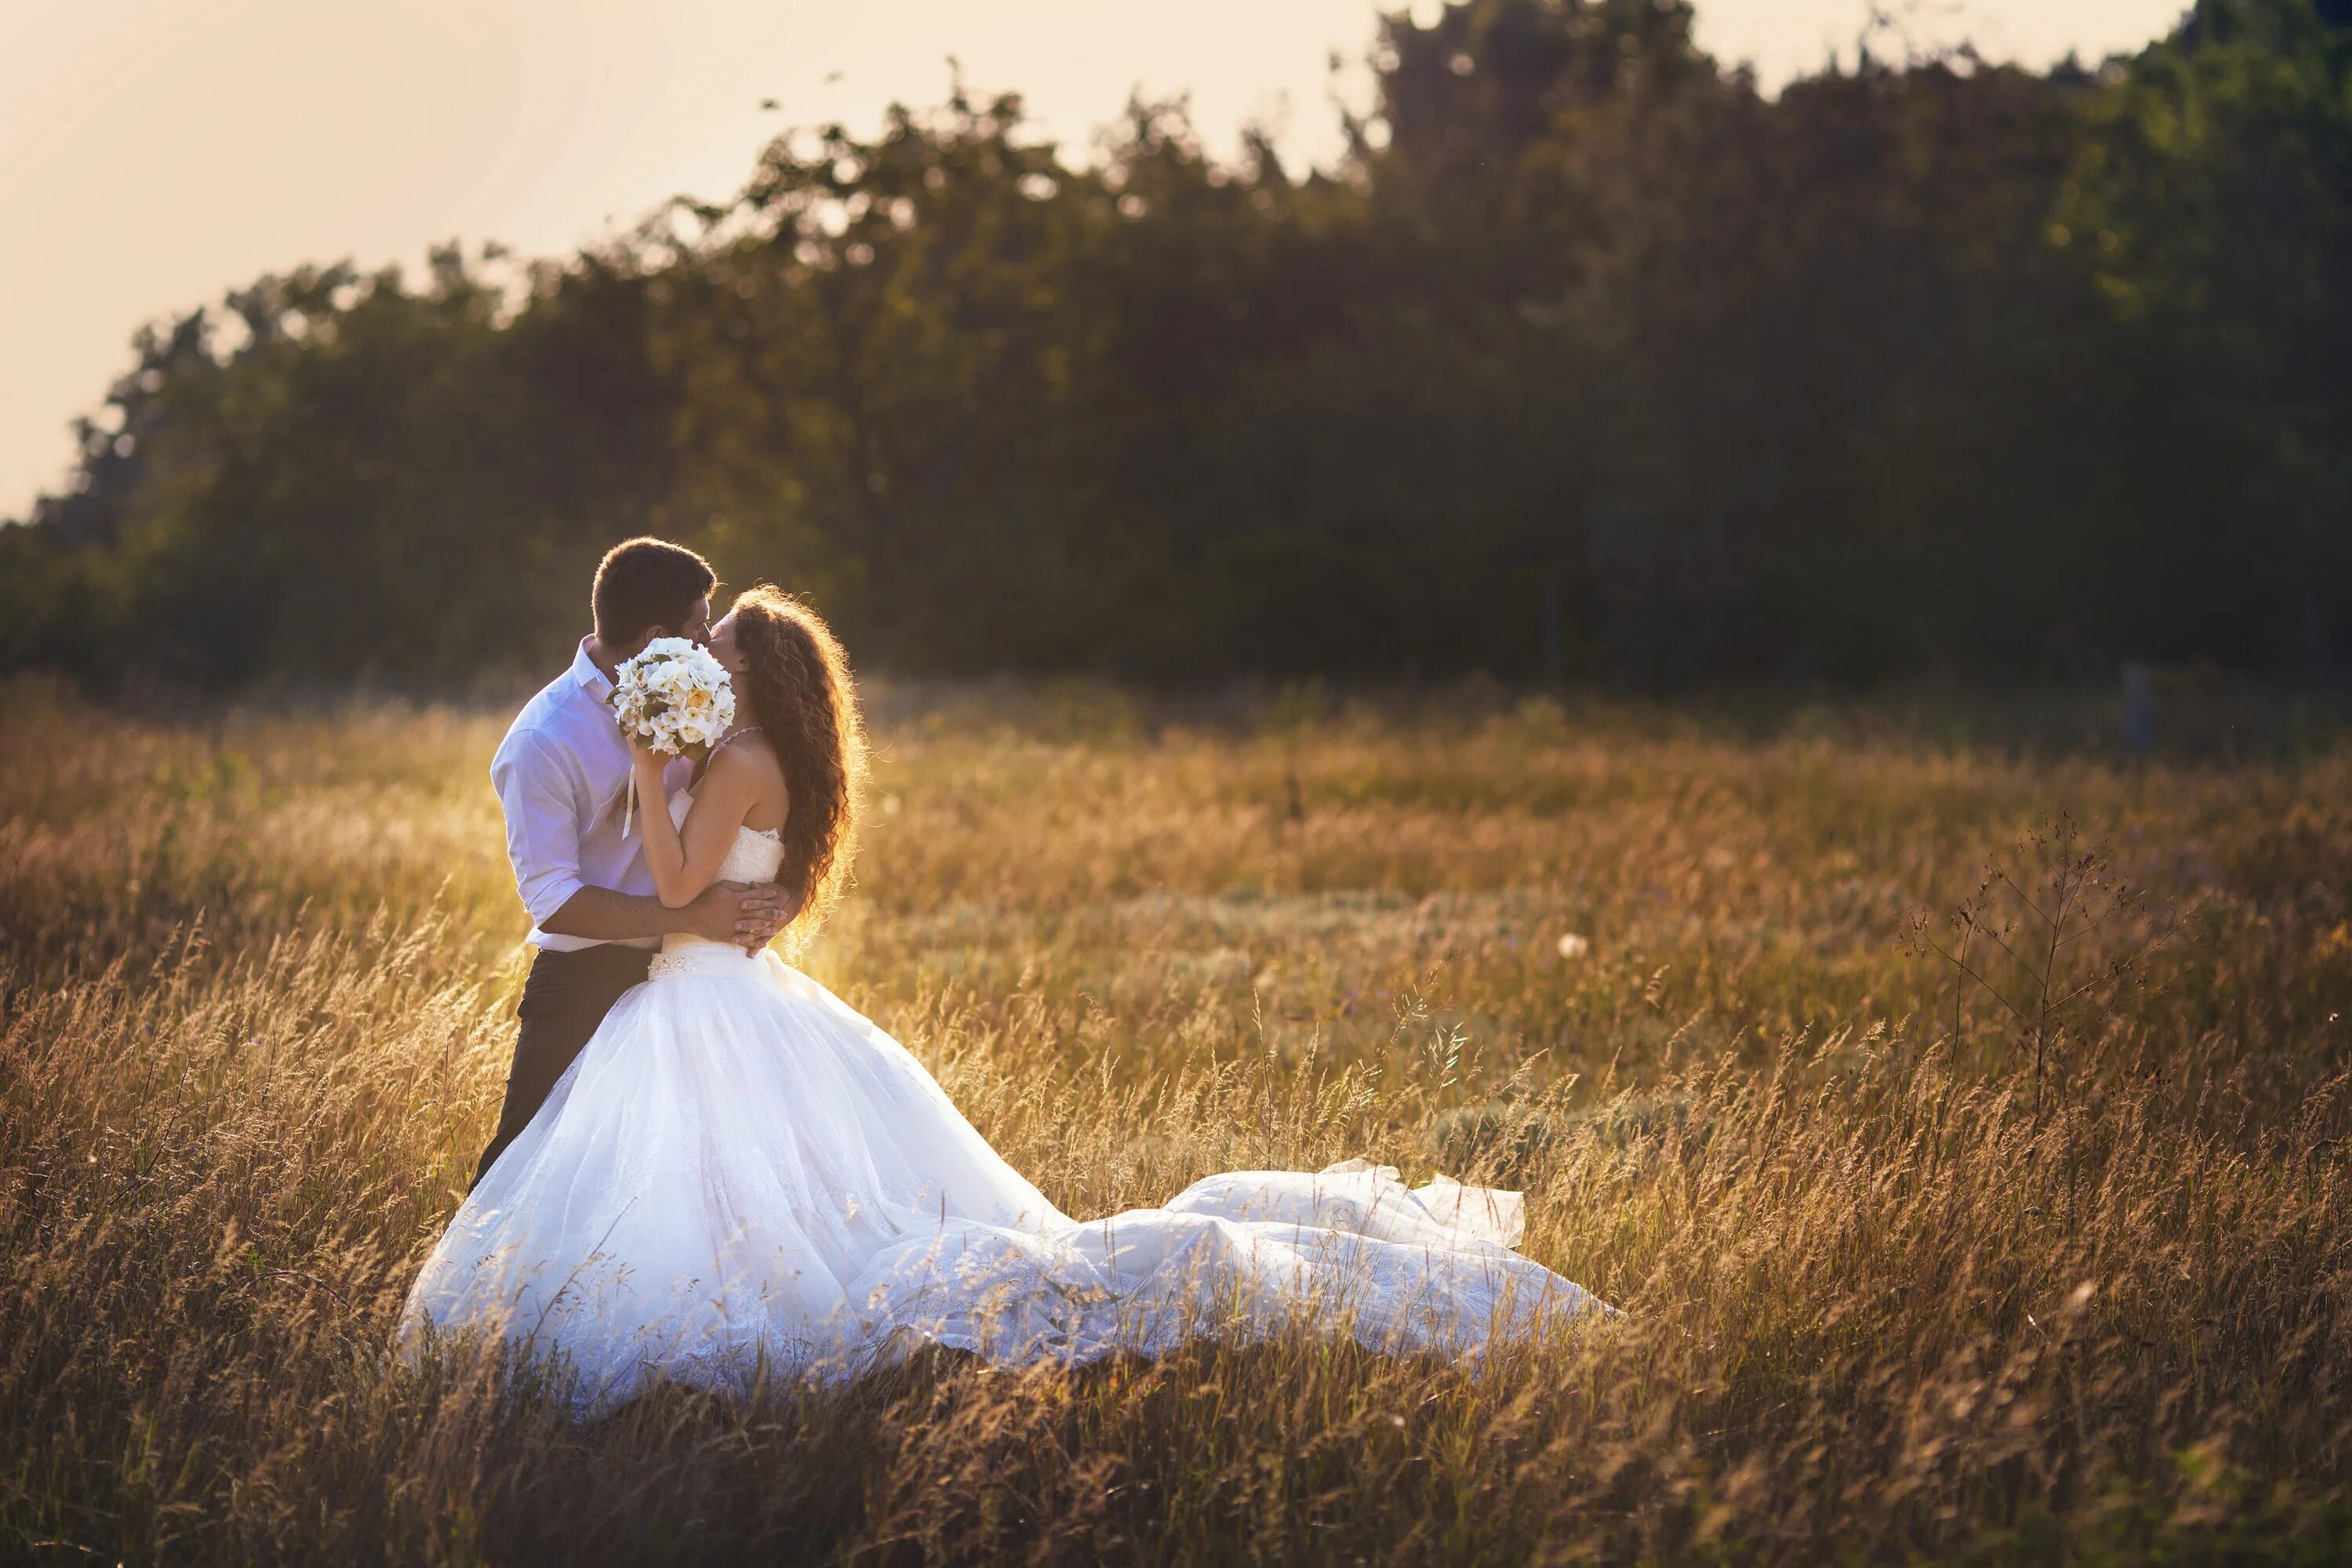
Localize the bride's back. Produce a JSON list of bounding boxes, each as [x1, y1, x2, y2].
[[699, 728, 789, 835]]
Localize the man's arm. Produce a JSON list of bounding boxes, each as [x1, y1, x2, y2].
[[540, 882, 786, 947], [494, 730, 792, 953]]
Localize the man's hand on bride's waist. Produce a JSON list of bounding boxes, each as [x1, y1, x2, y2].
[[681, 880, 797, 952]]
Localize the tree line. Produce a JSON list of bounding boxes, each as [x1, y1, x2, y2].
[[5, 0, 2347, 689]]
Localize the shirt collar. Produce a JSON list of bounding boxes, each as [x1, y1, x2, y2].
[[570, 637, 615, 702]]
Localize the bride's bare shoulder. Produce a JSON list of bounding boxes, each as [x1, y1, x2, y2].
[[706, 728, 788, 809]]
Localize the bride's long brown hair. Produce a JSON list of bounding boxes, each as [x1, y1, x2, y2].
[[728, 585, 866, 940]]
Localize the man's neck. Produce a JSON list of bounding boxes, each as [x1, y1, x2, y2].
[[583, 634, 629, 682]]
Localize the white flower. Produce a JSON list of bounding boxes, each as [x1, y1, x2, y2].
[[608, 640, 736, 760]]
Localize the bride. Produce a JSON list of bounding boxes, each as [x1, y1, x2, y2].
[[401, 586, 1603, 1409]]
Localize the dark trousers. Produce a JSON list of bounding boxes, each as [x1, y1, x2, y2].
[[472, 944, 654, 1191]]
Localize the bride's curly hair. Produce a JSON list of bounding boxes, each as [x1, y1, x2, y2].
[[728, 585, 866, 942]]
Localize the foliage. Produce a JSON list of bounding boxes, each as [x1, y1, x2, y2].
[[3, 0, 2349, 688], [4, 681, 2351, 1561]]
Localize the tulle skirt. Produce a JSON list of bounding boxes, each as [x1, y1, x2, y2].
[[399, 943, 1604, 1410]]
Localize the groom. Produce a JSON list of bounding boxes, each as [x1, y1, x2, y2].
[[473, 536, 793, 1189]]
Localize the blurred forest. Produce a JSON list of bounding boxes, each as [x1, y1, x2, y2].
[[4, 0, 2347, 689]]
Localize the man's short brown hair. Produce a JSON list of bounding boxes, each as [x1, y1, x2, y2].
[[592, 537, 716, 645]]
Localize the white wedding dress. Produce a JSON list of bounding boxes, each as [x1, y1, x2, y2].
[[401, 797, 1603, 1410]]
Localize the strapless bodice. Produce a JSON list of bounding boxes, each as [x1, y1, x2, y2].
[[652, 789, 786, 978]]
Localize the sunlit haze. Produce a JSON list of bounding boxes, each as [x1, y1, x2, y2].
[[2, 0, 2186, 521]]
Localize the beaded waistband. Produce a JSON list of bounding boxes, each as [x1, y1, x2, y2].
[[648, 938, 770, 982]]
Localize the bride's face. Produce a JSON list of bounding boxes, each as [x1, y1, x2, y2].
[[708, 610, 748, 677]]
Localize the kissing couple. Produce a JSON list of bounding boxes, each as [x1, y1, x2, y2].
[[401, 537, 1604, 1410]]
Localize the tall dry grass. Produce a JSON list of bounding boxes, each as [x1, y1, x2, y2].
[[3, 677, 2349, 1563]]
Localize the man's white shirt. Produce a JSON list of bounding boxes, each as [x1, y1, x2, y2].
[[492, 638, 688, 951]]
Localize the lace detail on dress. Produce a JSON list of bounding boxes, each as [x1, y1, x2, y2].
[[663, 788, 786, 889], [647, 948, 700, 981]]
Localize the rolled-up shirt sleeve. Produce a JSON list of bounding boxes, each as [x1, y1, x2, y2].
[[492, 730, 586, 927]]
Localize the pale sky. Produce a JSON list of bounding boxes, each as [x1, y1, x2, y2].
[[2, 0, 2184, 524]]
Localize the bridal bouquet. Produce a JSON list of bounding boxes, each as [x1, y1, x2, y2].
[[609, 637, 734, 832]]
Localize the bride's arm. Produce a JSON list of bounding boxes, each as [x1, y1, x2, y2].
[[632, 742, 764, 909]]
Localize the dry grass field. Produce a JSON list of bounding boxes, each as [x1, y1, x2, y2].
[[3, 676, 2350, 1564]]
